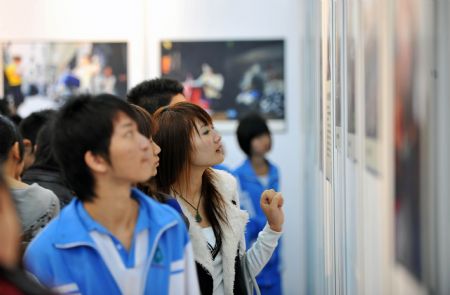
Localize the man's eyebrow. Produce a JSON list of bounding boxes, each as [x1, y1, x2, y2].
[[118, 122, 134, 129]]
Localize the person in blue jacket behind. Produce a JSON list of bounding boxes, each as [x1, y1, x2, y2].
[[24, 94, 200, 295], [234, 112, 282, 295]]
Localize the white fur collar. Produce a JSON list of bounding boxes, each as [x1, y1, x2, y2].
[[175, 169, 249, 294]]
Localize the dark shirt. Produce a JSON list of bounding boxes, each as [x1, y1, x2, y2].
[[22, 167, 74, 208]]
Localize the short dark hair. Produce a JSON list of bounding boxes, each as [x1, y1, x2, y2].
[[52, 94, 136, 202], [236, 112, 271, 157], [0, 115, 24, 164], [127, 78, 184, 114], [19, 110, 56, 151], [32, 121, 59, 170], [130, 104, 155, 139], [0, 99, 11, 117]]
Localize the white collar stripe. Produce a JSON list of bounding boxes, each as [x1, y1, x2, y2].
[[90, 230, 149, 295], [170, 259, 185, 272], [52, 283, 79, 293]]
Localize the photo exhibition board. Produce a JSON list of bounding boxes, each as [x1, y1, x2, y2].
[[160, 40, 285, 131]]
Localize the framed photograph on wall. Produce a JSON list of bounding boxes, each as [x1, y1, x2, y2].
[[362, 0, 381, 175], [345, 0, 358, 162], [2, 41, 127, 118], [394, 0, 427, 282], [319, 34, 324, 172], [160, 40, 285, 131], [334, 0, 343, 151]]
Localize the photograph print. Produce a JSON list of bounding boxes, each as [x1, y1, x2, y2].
[[161, 40, 285, 121], [2, 42, 127, 118]]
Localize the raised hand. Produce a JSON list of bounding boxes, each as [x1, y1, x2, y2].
[[260, 189, 284, 232]]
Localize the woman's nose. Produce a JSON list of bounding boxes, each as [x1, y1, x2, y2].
[[153, 141, 161, 155], [214, 129, 221, 142]]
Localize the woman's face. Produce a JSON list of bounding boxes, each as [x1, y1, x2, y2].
[[250, 133, 271, 157], [190, 119, 224, 168], [147, 137, 161, 177]]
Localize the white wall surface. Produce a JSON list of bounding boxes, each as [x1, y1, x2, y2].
[[1, 0, 307, 293]]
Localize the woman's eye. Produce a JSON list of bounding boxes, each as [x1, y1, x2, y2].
[[203, 130, 210, 135]]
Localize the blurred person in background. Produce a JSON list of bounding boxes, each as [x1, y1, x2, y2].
[[0, 115, 59, 244], [18, 110, 56, 172], [127, 77, 186, 115], [4, 56, 24, 111], [0, 172, 52, 295], [234, 113, 283, 295], [22, 121, 74, 208]]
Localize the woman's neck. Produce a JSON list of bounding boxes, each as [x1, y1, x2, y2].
[[177, 166, 205, 202], [251, 155, 269, 176], [5, 175, 28, 189], [3, 160, 22, 182]]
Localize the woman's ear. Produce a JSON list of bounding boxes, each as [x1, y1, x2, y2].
[[11, 142, 22, 161], [84, 151, 108, 173]]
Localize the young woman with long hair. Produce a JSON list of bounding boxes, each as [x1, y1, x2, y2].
[[153, 102, 284, 295]]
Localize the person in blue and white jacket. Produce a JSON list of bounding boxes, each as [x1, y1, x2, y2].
[[234, 113, 283, 295], [24, 94, 199, 295]]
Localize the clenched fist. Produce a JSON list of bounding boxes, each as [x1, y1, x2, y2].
[[260, 189, 284, 232]]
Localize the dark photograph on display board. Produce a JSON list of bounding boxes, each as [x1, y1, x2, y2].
[[364, 33, 378, 140], [335, 0, 343, 150], [2, 42, 127, 118], [319, 36, 324, 171], [335, 39, 342, 129], [346, 38, 356, 136], [363, 0, 380, 174], [346, 0, 357, 161], [160, 40, 285, 121], [394, 0, 423, 280]]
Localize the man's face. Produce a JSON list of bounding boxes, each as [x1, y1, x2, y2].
[[106, 112, 156, 184], [170, 93, 186, 105]]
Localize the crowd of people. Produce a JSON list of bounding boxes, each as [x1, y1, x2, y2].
[[0, 77, 284, 295]]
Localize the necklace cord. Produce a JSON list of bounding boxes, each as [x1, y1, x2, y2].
[[175, 191, 203, 223]]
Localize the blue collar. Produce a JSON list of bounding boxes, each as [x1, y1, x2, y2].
[[240, 158, 278, 182], [53, 188, 178, 248], [76, 194, 150, 236]]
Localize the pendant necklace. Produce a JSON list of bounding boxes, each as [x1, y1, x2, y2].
[[178, 193, 203, 223]]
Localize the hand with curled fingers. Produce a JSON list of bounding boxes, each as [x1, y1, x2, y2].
[[260, 189, 284, 232]]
